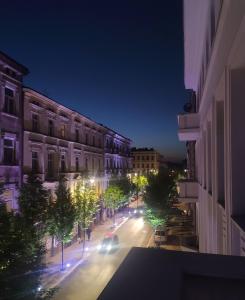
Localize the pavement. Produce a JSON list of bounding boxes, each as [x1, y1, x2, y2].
[[41, 210, 130, 291]]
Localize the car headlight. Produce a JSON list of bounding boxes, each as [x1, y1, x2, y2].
[[97, 244, 102, 250], [107, 244, 112, 251]]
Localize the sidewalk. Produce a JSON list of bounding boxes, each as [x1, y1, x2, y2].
[[41, 211, 128, 290]]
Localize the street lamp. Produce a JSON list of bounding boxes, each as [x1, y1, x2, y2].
[[89, 177, 95, 185]]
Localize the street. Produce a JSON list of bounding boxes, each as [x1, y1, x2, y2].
[[53, 214, 151, 300]]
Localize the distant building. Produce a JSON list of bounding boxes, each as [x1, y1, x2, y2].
[[131, 147, 165, 175], [0, 52, 28, 211], [178, 0, 245, 256]]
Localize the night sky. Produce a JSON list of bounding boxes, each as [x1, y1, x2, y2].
[[1, 0, 186, 160]]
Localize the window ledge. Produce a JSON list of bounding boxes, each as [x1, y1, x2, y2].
[[1, 111, 19, 119]]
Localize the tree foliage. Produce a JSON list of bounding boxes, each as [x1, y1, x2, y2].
[[47, 178, 76, 270], [73, 181, 99, 230], [48, 178, 76, 244], [0, 181, 54, 299], [104, 185, 123, 210], [143, 168, 179, 231], [132, 175, 148, 192], [18, 174, 49, 234]]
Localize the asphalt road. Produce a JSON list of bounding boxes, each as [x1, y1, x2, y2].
[[53, 215, 151, 300]]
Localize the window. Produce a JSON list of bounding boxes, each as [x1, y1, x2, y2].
[[75, 129, 79, 142], [133, 164, 135, 168], [32, 152, 39, 173], [61, 154, 66, 172], [75, 157, 79, 172], [151, 163, 154, 168], [142, 156, 144, 160], [92, 136, 95, 146], [142, 163, 144, 168], [4, 87, 15, 115], [85, 133, 88, 144], [60, 124, 66, 138], [3, 138, 15, 165], [47, 153, 54, 177], [92, 158, 94, 170], [151, 156, 154, 161], [146, 156, 149, 161], [98, 138, 101, 148], [32, 114, 39, 132], [85, 158, 88, 170], [98, 159, 101, 170], [48, 120, 54, 136]]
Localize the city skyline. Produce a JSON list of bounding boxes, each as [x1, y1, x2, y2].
[[0, 0, 186, 160]]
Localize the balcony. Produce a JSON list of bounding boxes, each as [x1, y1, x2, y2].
[[178, 180, 198, 203], [177, 113, 200, 141]]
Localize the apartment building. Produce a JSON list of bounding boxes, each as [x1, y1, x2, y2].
[[178, 0, 245, 256], [23, 87, 107, 196], [0, 51, 132, 213], [105, 128, 131, 176], [131, 148, 164, 175], [0, 52, 28, 211]]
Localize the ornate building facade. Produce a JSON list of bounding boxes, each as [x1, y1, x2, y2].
[[0, 51, 132, 213], [0, 52, 28, 211]]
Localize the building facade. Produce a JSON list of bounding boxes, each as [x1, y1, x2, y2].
[[0, 51, 132, 214], [178, 0, 245, 256], [131, 148, 164, 175], [0, 52, 28, 211]]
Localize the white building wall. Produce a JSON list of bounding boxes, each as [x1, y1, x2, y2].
[[182, 0, 245, 256]]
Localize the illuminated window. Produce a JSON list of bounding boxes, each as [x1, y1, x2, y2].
[[3, 138, 15, 165], [32, 152, 39, 173], [4, 87, 15, 115], [32, 114, 39, 132]]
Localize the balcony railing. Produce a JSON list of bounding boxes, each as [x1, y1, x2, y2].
[[178, 180, 198, 203], [177, 113, 200, 141]]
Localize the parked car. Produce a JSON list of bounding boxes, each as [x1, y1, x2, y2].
[[97, 233, 119, 253], [154, 229, 167, 246]]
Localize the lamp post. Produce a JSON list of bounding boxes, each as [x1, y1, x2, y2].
[[134, 172, 139, 209]]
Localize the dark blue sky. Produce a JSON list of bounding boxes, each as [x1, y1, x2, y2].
[[1, 0, 186, 160]]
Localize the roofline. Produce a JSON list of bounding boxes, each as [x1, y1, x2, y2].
[[23, 87, 132, 142], [0, 50, 29, 75]]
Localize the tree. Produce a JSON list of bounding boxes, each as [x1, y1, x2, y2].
[[104, 185, 123, 225], [0, 186, 55, 299], [144, 208, 166, 229], [132, 175, 148, 207], [73, 181, 99, 253], [18, 174, 49, 235], [143, 168, 178, 231], [109, 176, 132, 208], [47, 178, 76, 270]]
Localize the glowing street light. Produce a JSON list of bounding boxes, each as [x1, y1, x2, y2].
[[89, 177, 95, 185]]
